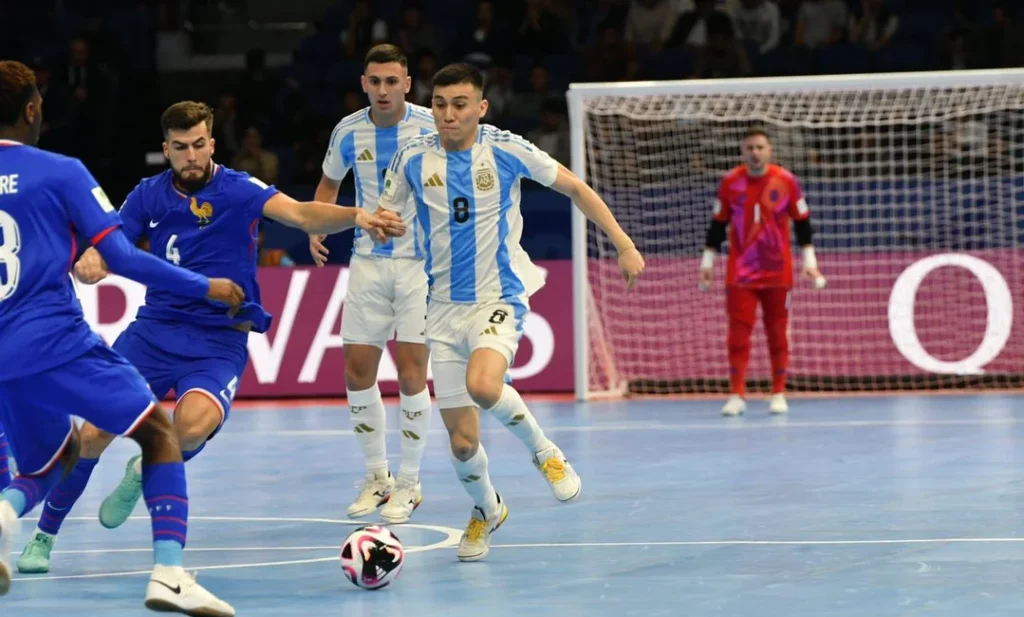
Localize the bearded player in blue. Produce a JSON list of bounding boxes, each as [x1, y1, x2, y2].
[[0, 60, 251, 614], [16, 100, 405, 574]]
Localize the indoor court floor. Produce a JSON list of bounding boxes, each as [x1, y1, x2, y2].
[[5, 392, 1024, 616]]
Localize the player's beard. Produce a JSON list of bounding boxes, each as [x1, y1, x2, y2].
[[173, 161, 213, 193]]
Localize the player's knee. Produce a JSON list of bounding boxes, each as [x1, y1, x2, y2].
[[397, 369, 427, 396], [174, 395, 222, 452], [344, 361, 377, 391], [177, 420, 215, 453], [131, 408, 181, 453], [78, 422, 116, 458], [465, 371, 502, 410], [448, 432, 479, 461]]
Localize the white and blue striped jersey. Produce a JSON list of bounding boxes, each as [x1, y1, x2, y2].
[[322, 103, 435, 258], [379, 125, 561, 304]]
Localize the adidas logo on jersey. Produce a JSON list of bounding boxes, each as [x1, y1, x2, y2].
[[423, 173, 444, 187], [479, 326, 498, 336], [357, 148, 374, 161]]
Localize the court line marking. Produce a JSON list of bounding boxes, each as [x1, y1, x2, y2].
[[489, 538, 1024, 548], [261, 417, 1024, 437], [11, 516, 462, 584]]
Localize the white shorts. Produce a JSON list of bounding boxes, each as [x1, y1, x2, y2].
[[427, 297, 528, 409], [341, 254, 428, 348]]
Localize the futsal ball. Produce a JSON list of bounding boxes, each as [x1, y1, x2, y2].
[[340, 525, 405, 590]]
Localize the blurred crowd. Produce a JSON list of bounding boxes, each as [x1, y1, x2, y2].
[[0, 0, 1019, 263]]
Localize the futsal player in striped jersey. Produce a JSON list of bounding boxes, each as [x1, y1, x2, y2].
[[308, 44, 437, 524], [377, 62, 645, 561]]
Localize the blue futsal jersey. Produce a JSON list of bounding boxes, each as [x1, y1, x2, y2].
[[119, 164, 279, 332], [0, 140, 123, 380]]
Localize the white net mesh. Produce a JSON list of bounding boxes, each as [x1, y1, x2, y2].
[[577, 74, 1024, 397]]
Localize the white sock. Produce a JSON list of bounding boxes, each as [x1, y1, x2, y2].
[[348, 385, 388, 476], [398, 388, 431, 481], [486, 385, 553, 454], [450, 444, 499, 517]]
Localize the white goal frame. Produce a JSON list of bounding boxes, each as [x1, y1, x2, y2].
[[567, 68, 1024, 402]]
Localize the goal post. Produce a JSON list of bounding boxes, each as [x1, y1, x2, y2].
[[568, 69, 1024, 401]]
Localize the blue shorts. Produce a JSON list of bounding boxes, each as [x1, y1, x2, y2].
[[112, 318, 249, 439], [0, 343, 157, 476]]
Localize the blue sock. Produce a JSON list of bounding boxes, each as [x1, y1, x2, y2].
[[0, 430, 10, 491], [181, 442, 206, 463], [3, 468, 61, 517], [38, 457, 99, 535], [142, 462, 188, 567]]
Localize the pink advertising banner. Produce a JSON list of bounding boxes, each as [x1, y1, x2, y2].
[[589, 249, 1024, 382], [78, 261, 576, 397]]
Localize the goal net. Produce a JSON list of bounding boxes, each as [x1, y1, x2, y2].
[[568, 70, 1024, 400]]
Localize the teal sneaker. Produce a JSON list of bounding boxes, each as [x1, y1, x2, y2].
[[16, 532, 54, 574], [98, 455, 143, 529]]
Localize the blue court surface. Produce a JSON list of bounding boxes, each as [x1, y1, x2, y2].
[[6, 392, 1024, 616]]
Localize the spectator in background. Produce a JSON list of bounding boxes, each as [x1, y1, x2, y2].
[[483, 65, 515, 123], [510, 66, 555, 123], [732, 0, 782, 54], [257, 225, 296, 267], [664, 0, 735, 50], [974, 2, 1024, 68], [795, 0, 849, 49], [848, 0, 899, 52], [232, 126, 279, 186], [411, 52, 437, 106], [341, 0, 388, 59], [237, 48, 278, 127], [625, 0, 681, 54], [585, 21, 638, 81], [396, 2, 441, 59], [527, 99, 570, 166], [693, 13, 752, 77], [213, 91, 242, 163], [463, 0, 504, 66], [518, 0, 571, 56]]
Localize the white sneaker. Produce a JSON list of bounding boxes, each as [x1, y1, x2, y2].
[[347, 471, 394, 518], [533, 445, 581, 502], [456, 494, 509, 562], [380, 476, 422, 524], [721, 394, 747, 416], [0, 499, 18, 596], [144, 565, 234, 616], [769, 393, 789, 414]]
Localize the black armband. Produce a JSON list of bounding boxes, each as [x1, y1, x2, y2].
[[705, 219, 727, 250], [794, 218, 813, 246]]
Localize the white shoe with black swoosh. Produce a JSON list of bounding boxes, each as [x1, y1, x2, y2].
[[145, 564, 235, 616]]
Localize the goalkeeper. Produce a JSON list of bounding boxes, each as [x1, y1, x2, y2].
[[699, 127, 825, 416]]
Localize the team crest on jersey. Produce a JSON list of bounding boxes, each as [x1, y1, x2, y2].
[[190, 196, 214, 226], [474, 166, 495, 191]]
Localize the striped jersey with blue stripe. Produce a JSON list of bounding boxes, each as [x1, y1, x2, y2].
[[322, 103, 435, 259], [378, 125, 560, 304]]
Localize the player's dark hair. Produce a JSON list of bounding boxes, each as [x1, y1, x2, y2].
[[432, 62, 485, 92], [744, 125, 770, 141], [0, 61, 38, 127], [364, 44, 408, 69], [160, 101, 215, 138]]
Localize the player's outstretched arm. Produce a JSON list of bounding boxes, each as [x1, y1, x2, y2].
[[262, 192, 405, 238], [549, 165, 645, 289], [308, 173, 343, 266], [93, 227, 244, 312]]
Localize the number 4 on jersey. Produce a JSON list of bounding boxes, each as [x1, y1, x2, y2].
[[165, 234, 181, 265]]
